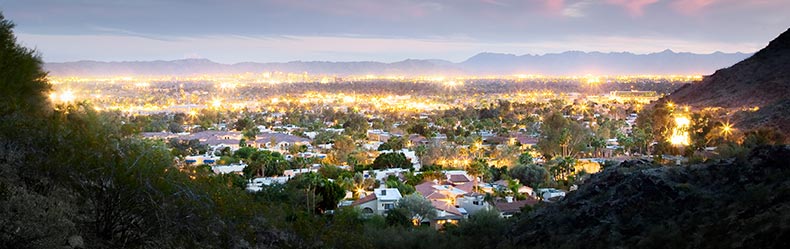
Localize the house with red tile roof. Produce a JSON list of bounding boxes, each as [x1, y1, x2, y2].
[[494, 197, 539, 218], [430, 199, 464, 229], [447, 174, 471, 184]]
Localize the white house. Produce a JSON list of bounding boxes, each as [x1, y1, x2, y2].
[[352, 188, 403, 215], [456, 194, 490, 216], [211, 163, 247, 174]]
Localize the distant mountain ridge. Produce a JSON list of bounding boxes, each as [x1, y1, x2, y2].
[[667, 28, 790, 133], [44, 50, 750, 77]]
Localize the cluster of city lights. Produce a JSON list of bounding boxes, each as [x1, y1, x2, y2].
[[49, 89, 76, 103]]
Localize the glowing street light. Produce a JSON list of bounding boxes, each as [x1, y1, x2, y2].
[[211, 99, 223, 109], [669, 116, 690, 146], [721, 121, 734, 140], [50, 89, 76, 103]]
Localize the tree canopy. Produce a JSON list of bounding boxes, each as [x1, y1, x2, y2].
[[0, 13, 50, 116]]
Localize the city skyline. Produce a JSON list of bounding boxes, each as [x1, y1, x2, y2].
[[2, 0, 789, 63]]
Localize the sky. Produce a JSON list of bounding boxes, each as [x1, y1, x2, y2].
[[2, 0, 789, 63]]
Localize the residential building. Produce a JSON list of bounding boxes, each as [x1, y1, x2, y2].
[[352, 188, 403, 215]]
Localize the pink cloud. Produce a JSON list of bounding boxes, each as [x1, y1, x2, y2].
[[606, 0, 660, 16], [670, 0, 718, 15], [545, 0, 566, 13]]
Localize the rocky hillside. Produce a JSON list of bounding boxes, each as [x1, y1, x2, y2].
[[667, 28, 790, 132], [509, 145, 790, 249]]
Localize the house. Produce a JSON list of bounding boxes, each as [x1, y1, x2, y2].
[[362, 141, 383, 151], [364, 168, 410, 182], [146, 130, 310, 153], [282, 165, 320, 178], [252, 132, 311, 152], [352, 188, 403, 215], [414, 180, 472, 228], [211, 163, 246, 174], [184, 155, 220, 165], [141, 131, 179, 140], [367, 129, 391, 142], [447, 174, 471, 185], [430, 199, 464, 229], [408, 134, 429, 146], [246, 176, 289, 191], [492, 179, 534, 197], [515, 134, 539, 149], [456, 193, 490, 216], [494, 197, 539, 218], [537, 188, 566, 201]]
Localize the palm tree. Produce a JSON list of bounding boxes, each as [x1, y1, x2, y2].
[[550, 156, 576, 182], [295, 173, 322, 213], [466, 159, 487, 192]]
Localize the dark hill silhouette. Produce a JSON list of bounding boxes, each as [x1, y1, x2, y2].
[[667, 28, 790, 133], [510, 145, 790, 249]]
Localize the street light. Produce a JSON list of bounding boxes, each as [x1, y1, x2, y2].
[[669, 115, 691, 165], [669, 116, 690, 146], [721, 121, 734, 141]]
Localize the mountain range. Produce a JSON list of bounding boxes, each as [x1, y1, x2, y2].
[[44, 50, 751, 77]]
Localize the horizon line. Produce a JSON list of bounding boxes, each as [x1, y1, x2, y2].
[[41, 49, 755, 65]]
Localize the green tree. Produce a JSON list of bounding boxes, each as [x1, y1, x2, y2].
[[243, 150, 289, 177], [397, 193, 436, 224], [549, 156, 576, 183], [0, 13, 50, 116], [378, 136, 405, 151], [233, 146, 257, 159], [537, 112, 589, 159], [168, 138, 206, 157], [342, 113, 368, 139], [372, 152, 412, 169], [407, 120, 433, 138], [312, 130, 339, 145], [414, 144, 428, 166], [315, 178, 345, 213], [517, 152, 534, 165], [291, 172, 323, 213], [242, 127, 259, 142], [377, 142, 392, 151], [509, 164, 548, 188], [385, 175, 416, 195], [466, 159, 488, 192], [448, 208, 510, 249], [318, 165, 351, 179], [743, 128, 786, 148], [589, 135, 606, 157], [385, 207, 413, 227], [233, 117, 253, 131], [332, 135, 355, 163]]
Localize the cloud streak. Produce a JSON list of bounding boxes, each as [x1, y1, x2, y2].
[[606, 0, 660, 16], [17, 33, 762, 63], [670, 0, 719, 15]]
